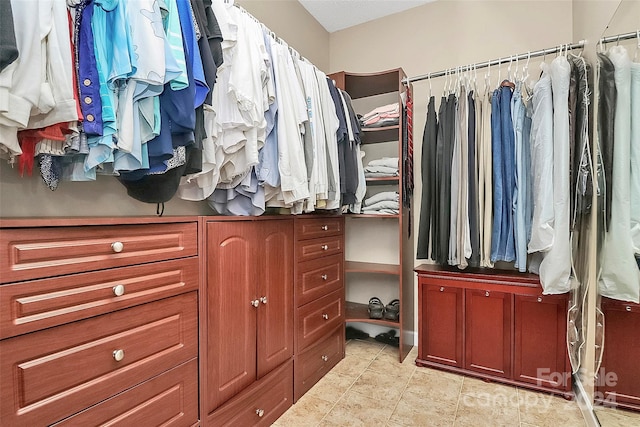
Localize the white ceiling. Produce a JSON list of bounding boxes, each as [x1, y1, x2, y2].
[[298, 0, 435, 33]]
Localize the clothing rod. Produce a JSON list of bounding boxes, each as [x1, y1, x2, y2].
[[600, 29, 640, 45], [403, 40, 585, 84]]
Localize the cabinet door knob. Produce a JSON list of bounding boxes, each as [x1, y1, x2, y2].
[[260, 296, 268, 304], [440, 287, 444, 292], [626, 306, 632, 312], [113, 349, 125, 362], [255, 409, 265, 417], [321, 355, 328, 362], [113, 284, 125, 297], [322, 313, 329, 320], [321, 274, 328, 280], [537, 297, 543, 303], [251, 299, 260, 307], [321, 245, 329, 250], [321, 225, 328, 231], [485, 291, 490, 297], [111, 241, 124, 253]]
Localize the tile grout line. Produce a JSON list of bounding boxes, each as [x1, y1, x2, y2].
[[385, 357, 419, 425], [452, 374, 467, 425]]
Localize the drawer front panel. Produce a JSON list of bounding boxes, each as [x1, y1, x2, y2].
[[210, 360, 293, 427], [53, 359, 199, 427], [296, 254, 343, 307], [1, 222, 198, 283], [296, 290, 343, 352], [295, 217, 343, 240], [294, 325, 344, 401], [0, 292, 198, 426], [296, 236, 343, 263], [0, 257, 198, 339]]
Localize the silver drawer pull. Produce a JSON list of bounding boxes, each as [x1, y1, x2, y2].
[[537, 297, 543, 303], [113, 284, 125, 297], [626, 306, 632, 312], [322, 313, 329, 320], [260, 296, 268, 305], [321, 274, 328, 280], [113, 349, 125, 362], [440, 287, 444, 292], [321, 355, 328, 362], [111, 241, 124, 253], [251, 299, 260, 307], [321, 225, 328, 231], [321, 245, 329, 250], [485, 291, 490, 297], [255, 409, 265, 417]]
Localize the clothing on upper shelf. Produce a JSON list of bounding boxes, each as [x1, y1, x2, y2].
[[364, 157, 398, 177], [359, 102, 400, 128]]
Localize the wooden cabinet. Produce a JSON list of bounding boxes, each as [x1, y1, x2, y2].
[[328, 68, 414, 362], [416, 264, 571, 397], [0, 217, 200, 427], [419, 284, 463, 368], [203, 218, 294, 417], [465, 289, 512, 378], [596, 298, 640, 410], [293, 216, 345, 401]]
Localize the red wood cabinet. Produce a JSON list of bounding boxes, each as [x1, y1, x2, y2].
[[419, 284, 463, 368], [204, 219, 294, 414], [415, 264, 571, 397], [465, 289, 512, 378], [596, 298, 640, 410]]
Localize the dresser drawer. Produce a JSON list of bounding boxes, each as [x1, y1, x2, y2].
[[52, 359, 199, 427], [0, 222, 198, 283], [209, 359, 293, 427], [296, 254, 343, 307], [0, 292, 198, 426], [294, 325, 344, 401], [295, 217, 343, 240], [295, 236, 343, 263], [296, 289, 344, 352], [0, 257, 198, 339]]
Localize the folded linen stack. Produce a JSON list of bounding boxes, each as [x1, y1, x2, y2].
[[359, 103, 400, 128], [364, 157, 399, 178], [361, 191, 399, 215]]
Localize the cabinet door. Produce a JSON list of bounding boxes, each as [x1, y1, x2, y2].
[[206, 222, 257, 412], [598, 299, 640, 408], [514, 294, 569, 391], [419, 283, 463, 368], [465, 289, 512, 378], [257, 220, 294, 378]]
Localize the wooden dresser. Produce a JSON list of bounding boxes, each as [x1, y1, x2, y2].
[[415, 264, 572, 398], [293, 216, 345, 401], [0, 217, 200, 426]]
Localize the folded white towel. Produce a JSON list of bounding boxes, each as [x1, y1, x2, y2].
[[367, 157, 399, 168], [364, 191, 399, 206]]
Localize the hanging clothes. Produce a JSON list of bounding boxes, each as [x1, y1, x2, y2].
[[467, 89, 480, 268], [490, 83, 516, 263], [477, 87, 493, 268], [417, 95, 437, 260], [538, 55, 571, 294], [600, 46, 640, 303], [630, 59, 640, 255]]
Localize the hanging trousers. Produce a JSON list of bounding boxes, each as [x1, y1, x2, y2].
[[630, 61, 640, 255], [417, 96, 437, 259], [468, 90, 480, 267]]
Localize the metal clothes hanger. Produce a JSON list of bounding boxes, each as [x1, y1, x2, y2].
[[635, 29, 640, 61], [428, 72, 432, 98]]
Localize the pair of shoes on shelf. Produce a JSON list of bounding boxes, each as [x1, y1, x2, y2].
[[367, 297, 400, 321], [346, 326, 369, 340], [375, 329, 399, 347]]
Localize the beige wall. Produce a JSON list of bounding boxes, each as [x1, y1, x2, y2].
[[237, 0, 331, 71]]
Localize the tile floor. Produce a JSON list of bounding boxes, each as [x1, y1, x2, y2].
[[273, 338, 589, 427], [595, 405, 640, 427]]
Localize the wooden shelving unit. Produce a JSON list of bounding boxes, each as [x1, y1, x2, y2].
[[328, 68, 414, 362]]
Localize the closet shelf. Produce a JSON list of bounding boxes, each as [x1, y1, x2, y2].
[[345, 301, 400, 327], [345, 261, 401, 275], [344, 213, 400, 219], [361, 126, 399, 145], [365, 176, 400, 185]]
